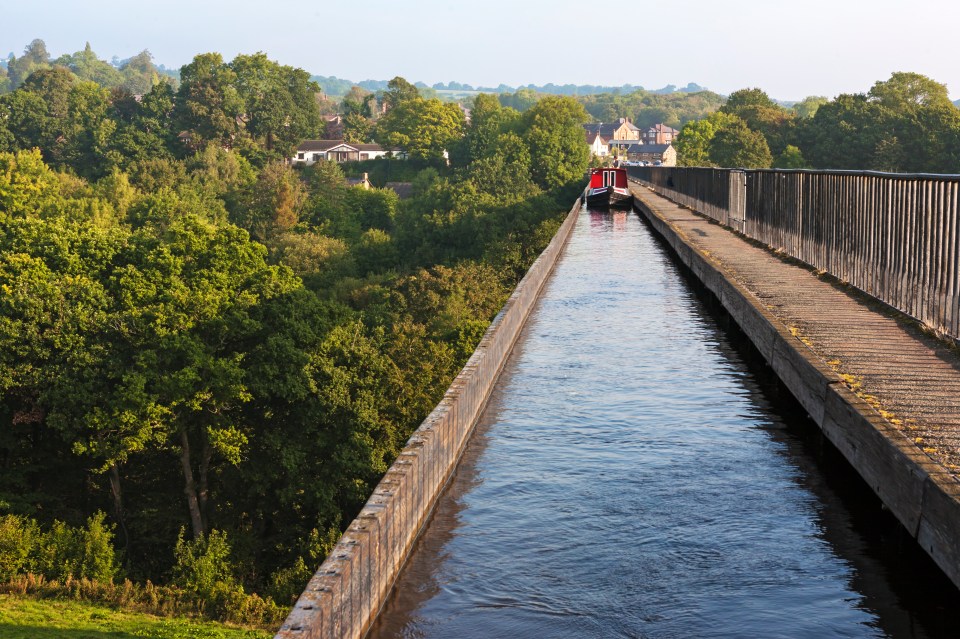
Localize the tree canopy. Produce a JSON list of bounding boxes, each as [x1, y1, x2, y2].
[[674, 72, 960, 173], [0, 51, 586, 627]]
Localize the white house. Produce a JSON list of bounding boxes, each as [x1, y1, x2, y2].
[[586, 131, 609, 157], [291, 140, 396, 165]]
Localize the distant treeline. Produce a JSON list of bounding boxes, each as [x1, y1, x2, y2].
[[1, 39, 177, 95], [312, 74, 708, 99]]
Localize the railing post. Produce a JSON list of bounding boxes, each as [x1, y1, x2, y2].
[[729, 170, 747, 233]]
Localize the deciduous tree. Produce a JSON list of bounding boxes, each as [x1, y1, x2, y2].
[[522, 95, 589, 188]]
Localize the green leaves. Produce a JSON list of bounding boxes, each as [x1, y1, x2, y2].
[[522, 96, 590, 189], [675, 111, 771, 168]]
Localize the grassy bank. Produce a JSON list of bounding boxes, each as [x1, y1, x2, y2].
[[0, 595, 271, 639]]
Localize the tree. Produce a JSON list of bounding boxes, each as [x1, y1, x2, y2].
[[120, 50, 164, 95], [464, 131, 537, 201], [722, 87, 777, 112], [61, 81, 119, 179], [453, 93, 522, 166], [174, 53, 244, 152], [868, 72, 953, 113], [342, 86, 373, 117], [233, 160, 306, 240], [0, 90, 48, 152], [375, 97, 465, 161], [708, 115, 772, 168], [65, 217, 303, 540], [230, 53, 323, 156], [0, 64, 11, 94], [110, 82, 177, 168], [773, 145, 808, 169], [379, 76, 419, 111], [797, 93, 893, 170], [793, 96, 828, 119], [522, 95, 589, 188], [720, 87, 794, 155], [342, 113, 372, 143], [498, 87, 540, 112], [674, 111, 741, 167], [7, 39, 50, 89], [54, 43, 124, 88]]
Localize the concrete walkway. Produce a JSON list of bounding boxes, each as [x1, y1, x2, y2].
[[631, 184, 960, 480]]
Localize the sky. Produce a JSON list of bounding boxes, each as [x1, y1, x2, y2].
[[5, 0, 960, 101]]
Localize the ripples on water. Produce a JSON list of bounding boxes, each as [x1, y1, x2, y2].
[[369, 210, 960, 639]]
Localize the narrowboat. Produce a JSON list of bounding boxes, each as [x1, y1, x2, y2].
[[584, 167, 633, 209]]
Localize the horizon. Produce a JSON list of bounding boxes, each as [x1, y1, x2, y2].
[[4, 0, 960, 102]]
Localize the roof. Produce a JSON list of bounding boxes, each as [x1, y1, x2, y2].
[[647, 123, 680, 135], [296, 140, 390, 153], [626, 143, 673, 154], [385, 182, 414, 199], [298, 139, 350, 152], [583, 117, 640, 138], [586, 132, 609, 145]]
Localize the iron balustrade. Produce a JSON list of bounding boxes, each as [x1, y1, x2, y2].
[[628, 166, 960, 341]]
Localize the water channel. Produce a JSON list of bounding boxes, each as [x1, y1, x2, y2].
[[369, 208, 960, 638]]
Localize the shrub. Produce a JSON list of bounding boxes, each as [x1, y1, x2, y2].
[[33, 512, 119, 582], [172, 528, 237, 604], [0, 515, 39, 580]]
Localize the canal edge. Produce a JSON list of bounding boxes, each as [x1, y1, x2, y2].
[[274, 198, 583, 639], [631, 187, 960, 592]]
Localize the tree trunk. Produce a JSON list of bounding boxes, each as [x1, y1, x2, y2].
[[108, 464, 131, 552], [198, 440, 212, 523], [179, 430, 205, 540]]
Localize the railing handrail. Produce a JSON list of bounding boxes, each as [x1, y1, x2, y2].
[[628, 166, 960, 342], [660, 165, 960, 181]]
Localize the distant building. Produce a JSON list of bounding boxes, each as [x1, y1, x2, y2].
[[642, 123, 680, 145], [625, 143, 677, 166], [583, 117, 641, 141], [586, 131, 609, 157], [607, 139, 637, 155], [346, 173, 372, 189], [385, 182, 414, 199], [291, 140, 396, 165]]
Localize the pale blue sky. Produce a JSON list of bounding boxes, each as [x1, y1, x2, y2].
[[5, 0, 959, 101]]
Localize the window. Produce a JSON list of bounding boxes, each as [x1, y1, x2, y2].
[[297, 152, 305, 159]]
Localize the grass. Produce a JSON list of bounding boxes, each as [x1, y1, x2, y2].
[[0, 595, 272, 639]]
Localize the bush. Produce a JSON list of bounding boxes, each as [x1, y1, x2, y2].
[[172, 528, 237, 602], [34, 512, 119, 582], [0, 515, 39, 580], [0, 512, 118, 583]]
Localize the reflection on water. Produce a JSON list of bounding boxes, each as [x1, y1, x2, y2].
[[369, 209, 960, 639]]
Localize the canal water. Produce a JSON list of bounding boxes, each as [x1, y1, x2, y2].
[[369, 209, 960, 638]]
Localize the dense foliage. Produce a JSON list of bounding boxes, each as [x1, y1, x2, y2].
[[0, 40, 588, 627], [674, 72, 960, 173]]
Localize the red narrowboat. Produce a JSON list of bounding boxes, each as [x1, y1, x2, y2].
[[584, 167, 633, 209]]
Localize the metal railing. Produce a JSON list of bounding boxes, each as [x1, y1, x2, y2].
[[628, 166, 960, 340]]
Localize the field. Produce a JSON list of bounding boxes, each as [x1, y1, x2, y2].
[[0, 595, 272, 639]]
